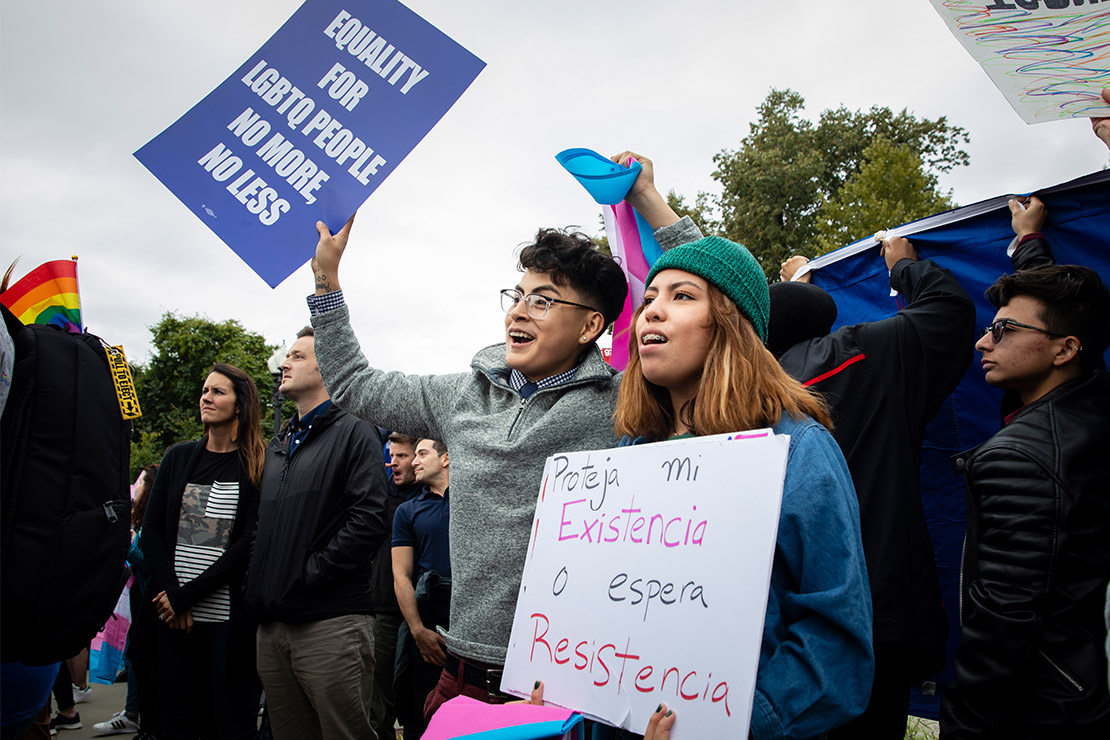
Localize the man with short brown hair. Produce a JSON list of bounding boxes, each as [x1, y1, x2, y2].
[[246, 328, 389, 740], [367, 432, 421, 740], [392, 439, 450, 740]]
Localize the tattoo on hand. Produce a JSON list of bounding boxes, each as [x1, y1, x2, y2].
[[315, 272, 331, 292]]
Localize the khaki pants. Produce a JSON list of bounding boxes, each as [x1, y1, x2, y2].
[[257, 614, 377, 740]]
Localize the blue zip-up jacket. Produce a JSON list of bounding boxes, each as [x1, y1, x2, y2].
[[624, 413, 873, 740]]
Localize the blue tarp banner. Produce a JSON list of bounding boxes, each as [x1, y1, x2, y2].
[[806, 169, 1110, 718], [135, 0, 485, 287]]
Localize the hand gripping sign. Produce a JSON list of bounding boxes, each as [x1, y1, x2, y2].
[[135, 0, 485, 287], [502, 431, 788, 740]]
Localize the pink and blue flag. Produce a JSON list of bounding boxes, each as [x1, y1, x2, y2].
[[422, 695, 583, 740], [555, 149, 663, 370], [88, 574, 132, 684]]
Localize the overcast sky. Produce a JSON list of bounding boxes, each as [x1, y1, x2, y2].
[[2, 0, 1107, 375]]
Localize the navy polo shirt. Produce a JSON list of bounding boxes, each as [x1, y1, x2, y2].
[[391, 486, 450, 580]]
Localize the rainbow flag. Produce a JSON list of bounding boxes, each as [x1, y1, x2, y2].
[[0, 258, 82, 333]]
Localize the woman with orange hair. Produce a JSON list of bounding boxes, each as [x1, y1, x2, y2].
[[613, 235, 874, 740]]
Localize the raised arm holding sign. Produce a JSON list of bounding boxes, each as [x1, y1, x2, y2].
[[301, 156, 694, 726]]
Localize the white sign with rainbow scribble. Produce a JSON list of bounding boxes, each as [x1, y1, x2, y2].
[[929, 0, 1110, 124]]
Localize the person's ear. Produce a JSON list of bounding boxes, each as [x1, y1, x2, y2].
[[441, 452, 449, 468], [1053, 335, 1083, 367], [581, 311, 606, 343]]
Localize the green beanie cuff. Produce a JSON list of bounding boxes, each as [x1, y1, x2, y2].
[[647, 236, 769, 342]]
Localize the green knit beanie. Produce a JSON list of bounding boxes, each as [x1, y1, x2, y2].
[[647, 236, 770, 342]]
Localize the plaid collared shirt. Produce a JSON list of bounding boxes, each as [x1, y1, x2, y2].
[[307, 290, 346, 315], [509, 366, 580, 396]]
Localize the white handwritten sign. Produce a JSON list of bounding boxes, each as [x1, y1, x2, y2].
[[929, 1, 1110, 124], [502, 431, 789, 740]]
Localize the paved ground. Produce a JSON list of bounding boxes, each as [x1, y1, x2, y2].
[[54, 680, 928, 740], [51, 679, 130, 739], [49, 681, 407, 740]]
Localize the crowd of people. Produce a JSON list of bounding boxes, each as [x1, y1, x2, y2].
[[3, 94, 1110, 740]]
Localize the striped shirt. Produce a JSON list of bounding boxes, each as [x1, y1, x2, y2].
[[174, 451, 240, 622]]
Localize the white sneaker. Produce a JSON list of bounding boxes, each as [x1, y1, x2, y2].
[[93, 710, 139, 735], [72, 684, 92, 704]]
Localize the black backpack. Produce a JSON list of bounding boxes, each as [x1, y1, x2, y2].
[[1, 305, 131, 665]]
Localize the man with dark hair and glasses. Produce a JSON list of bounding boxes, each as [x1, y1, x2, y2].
[[941, 208, 1110, 737], [303, 154, 686, 721]]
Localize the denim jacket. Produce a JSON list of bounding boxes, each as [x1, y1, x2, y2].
[[622, 413, 873, 739]]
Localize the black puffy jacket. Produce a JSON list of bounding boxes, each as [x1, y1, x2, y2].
[[941, 372, 1110, 738]]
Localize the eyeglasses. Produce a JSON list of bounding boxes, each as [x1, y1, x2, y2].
[[500, 289, 599, 319], [982, 318, 1064, 344]]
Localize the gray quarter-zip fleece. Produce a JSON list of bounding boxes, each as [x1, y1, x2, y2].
[[309, 217, 696, 663], [312, 305, 621, 663]]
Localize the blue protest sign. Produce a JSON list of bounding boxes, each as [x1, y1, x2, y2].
[[135, 0, 485, 287]]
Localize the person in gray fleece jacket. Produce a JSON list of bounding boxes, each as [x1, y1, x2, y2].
[[306, 153, 693, 716]]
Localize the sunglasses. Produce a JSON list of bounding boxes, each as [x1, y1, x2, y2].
[[982, 318, 1064, 344]]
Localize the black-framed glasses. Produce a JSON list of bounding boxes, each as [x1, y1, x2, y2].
[[982, 318, 1064, 344], [500, 289, 599, 319]]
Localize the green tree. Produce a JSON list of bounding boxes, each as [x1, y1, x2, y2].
[[711, 89, 969, 276], [814, 138, 955, 254], [665, 190, 719, 236], [130, 312, 284, 477]]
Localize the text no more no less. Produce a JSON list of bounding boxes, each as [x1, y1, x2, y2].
[[134, 0, 485, 287], [196, 7, 433, 226]]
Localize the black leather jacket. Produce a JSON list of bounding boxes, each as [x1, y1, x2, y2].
[[941, 372, 1110, 738]]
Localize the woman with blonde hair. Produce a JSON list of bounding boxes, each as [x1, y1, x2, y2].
[[139, 363, 264, 739], [614, 236, 874, 740]]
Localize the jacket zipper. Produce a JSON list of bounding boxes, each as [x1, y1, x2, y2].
[[1039, 650, 1085, 693], [507, 396, 528, 439], [957, 535, 965, 621], [498, 370, 613, 442], [475, 359, 617, 443], [255, 449, 291, 602]]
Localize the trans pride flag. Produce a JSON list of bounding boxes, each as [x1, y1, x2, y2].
[[0, 258, 82, 333], [602, 204, 664, 369], [422, 695, 584, 740], [89, 574, 132, 685], [555, 149, 663, 370]]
